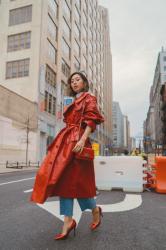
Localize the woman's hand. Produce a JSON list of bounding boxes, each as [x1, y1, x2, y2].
[[72, 125, 92, 153], [72, 139, 85, 153]]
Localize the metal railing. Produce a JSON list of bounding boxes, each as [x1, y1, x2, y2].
[[6, 161, 40, 169]]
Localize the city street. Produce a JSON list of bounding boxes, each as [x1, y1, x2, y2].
[[0, 171, 166, 250]]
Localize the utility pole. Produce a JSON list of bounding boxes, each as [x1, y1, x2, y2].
[[25, 116, 30, 166]]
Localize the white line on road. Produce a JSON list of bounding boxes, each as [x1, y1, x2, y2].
[[24, 188, 33, 193], [0, 177, 35, 186]]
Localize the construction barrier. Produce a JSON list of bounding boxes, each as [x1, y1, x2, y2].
[[94, 156, 146, 193], [149, 156, 166, 193]]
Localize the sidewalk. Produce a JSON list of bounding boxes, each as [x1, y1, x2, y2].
[[0, 164, 38, 174]]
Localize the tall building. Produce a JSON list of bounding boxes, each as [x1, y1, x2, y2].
[[0, 0, 112, 162], [123, 115, 131, 151], [144, 47, 166, 153], [112, 102, 124, 151]]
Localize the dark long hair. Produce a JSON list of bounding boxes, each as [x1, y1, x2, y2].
[[67, 72, 89, 96]]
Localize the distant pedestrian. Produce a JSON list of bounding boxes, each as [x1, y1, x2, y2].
[[123, 149, 129, 155], [30, 72, 104, 240]]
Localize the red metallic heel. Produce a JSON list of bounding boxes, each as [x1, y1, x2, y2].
[[90, 206, 103, 230], [54, 219, 77, 240]]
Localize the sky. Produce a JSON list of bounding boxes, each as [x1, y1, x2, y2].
[[98, 0, 166, 137]]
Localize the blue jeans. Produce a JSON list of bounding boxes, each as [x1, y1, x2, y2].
[[60, 197, 97, 216]]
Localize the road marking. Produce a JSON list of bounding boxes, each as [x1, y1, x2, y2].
[[24, 188, 33, 193], [36, 194, 142, 225], [0, 177, 35, 186]]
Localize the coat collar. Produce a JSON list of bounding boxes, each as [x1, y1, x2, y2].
[[63, 92, 90, 115]]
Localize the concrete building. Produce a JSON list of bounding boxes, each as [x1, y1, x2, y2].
[[144, 47, 166, 153], [0, 0, 112, 162]]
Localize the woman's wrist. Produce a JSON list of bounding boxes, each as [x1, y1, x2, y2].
[[80, 135, 87, 142]]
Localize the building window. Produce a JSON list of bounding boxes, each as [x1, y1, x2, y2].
[[63, 18, 71, 40], [82, 55, 87, 70], [48, 40, 57, 64], [9, 5, 32, 26], [89, 66, 93, 80], [82, 40, 87, 55], [82, 25, 87, 40], [47, 124, 55, 147], [48, 0, 58, 20], [76, 0, 81, 10], [61, 58, 70, 78], [7, 31, 31, 52], [48, 15, 58, 41], [63, 0, 71, 22], [89, 54, 93, 66], [89, 28, 93, 40], [89, 16, 93, 28], [75, 5, 80, 24], [45, 64, 56, 87], [163, 56, 166, 62], [82, 10, 87, 26], [6, 58, 30, 79], [164, 66, 166, 71], [44, 91, 56, 115], [74, 39, 80, 57], [74, 22, 80, 41], [62, 38, 71, 60], [74, 56, 80, 71]]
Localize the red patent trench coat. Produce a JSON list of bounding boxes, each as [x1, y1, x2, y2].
[[31, 92, 104, 204]]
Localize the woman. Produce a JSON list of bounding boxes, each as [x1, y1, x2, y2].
[[31, 72, 104, 240]]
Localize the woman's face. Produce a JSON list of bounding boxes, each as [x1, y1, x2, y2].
[[70, 74, 85, 93]]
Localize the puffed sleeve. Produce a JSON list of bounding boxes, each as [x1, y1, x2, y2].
[[82, 94, 104, 132]]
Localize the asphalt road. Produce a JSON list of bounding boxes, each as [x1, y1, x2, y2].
[[0, 171, 166, 250]]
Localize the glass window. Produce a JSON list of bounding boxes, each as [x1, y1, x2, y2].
[[164, 66, 166, 71], [61, 80, 67, 96], [82, 55, 87, 70], [82, 25, 87, 40], [74, 39, 80, 57], [9, 5, 32, 26], [74, 56, 80, 71], [89, 28, 93, 40], [45, 64, 56, 87], [6, 58, 30, 79], [63, 0, 71, 22], [82, 10, 87, 26], [75, 5, 80, 24], [44, 91, 56, 115], [89, 42, 93, 54], [63, 18, 71, 40], [163, 56, 166, 62], [89, 16, 93, 28], [89, 67, 93, 80], [76, 0, 81, 10], [48, 15, 58, 41], [62, 38, 71, 60], [48, 0, 58, 20], [74, 22, 80, 40], [48, 40, 57, 64], [82, 40, 87, 55], [7, 31, 31, 52], [61, 58, 70, 78]]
